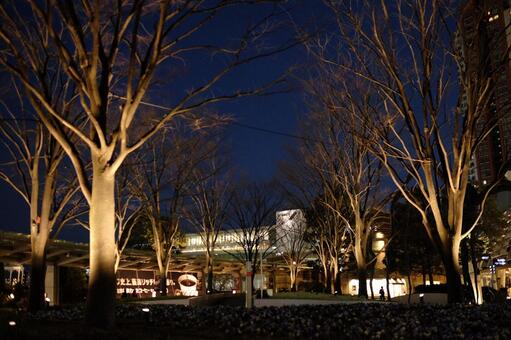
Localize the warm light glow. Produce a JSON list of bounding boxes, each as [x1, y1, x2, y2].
[[8, 321, 16, 326], [9, 293, 14, 299], [348, 278, 407, 297], [142, 307, 150, 313], [488, 14, 499, 22]]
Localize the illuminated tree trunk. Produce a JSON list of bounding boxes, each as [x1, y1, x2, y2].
[[441, 241, 464, 304], [331, 258, 341, 294], [86, 160, 116, 328], [354, 217, 369, 298], [206, 252, 214, 293], [385, 266, 391, 301], [328, 263, 335, 294], [29, 240, 47, 312], [159, 269, 168, 296], [29, 173, 55, 312], [460, 238, 474, 302], [321, 260, 329, 293], [369, 265, 375, 300], [289, 265, 298, 291]]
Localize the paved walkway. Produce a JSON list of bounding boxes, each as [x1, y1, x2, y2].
[[255, 298, 376, 307], [139, 298, 190, 305], [138, 298, 378, 307]]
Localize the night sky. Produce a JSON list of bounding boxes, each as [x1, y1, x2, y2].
[[0, 1, 331, 241]]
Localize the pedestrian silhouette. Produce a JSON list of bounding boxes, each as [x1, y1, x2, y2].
[[379, 287, 385, 301]]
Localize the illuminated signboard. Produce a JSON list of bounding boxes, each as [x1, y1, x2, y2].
[[116, 270, 201, 298]]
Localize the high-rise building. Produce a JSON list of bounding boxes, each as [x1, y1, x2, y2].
[[458, 0, 511, 185]]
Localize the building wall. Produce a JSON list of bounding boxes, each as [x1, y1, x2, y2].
[[460, 0, 511, 185]]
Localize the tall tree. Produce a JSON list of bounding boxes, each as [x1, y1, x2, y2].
[[276, 209, 310, 291], [299, 74, 389, 298], [186, 157, 232, 293], [132, 128, 215, 296], [280, 148, 353, 294], [305, 198, 351, 294], [0, 98, 82, 312], [316, 0, 509, 302], [0, 0, 299, 326], [227, 183, 280, 275]]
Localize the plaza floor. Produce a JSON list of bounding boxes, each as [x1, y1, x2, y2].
[[138, 297, 380, 307]]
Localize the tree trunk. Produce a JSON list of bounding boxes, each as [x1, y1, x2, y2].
[[442, 248, 464, 304], [369, 267, 374, 300], [407, 273, 412, 304], [426, 255, 434, 285], [289, 266, 298, 291], [385, 265, 391, 301], [460, 238, 474, 302], [357, 266, 368, 298], [29, 173, 54, 312], [354, 221, 368, 298], [322, 261, 329, 293], [206, 253, 214, 293], [29, 241, 47, 312], [422, 264, 426, 285], [86, 165, 116, 329], [469, 237, 480, 304], [325, 265, 332, 294], [335, 270, 342, 295], [159, 269, 167, 296]]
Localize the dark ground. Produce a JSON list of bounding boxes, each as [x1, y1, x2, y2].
[[1, 302, 511, 339]]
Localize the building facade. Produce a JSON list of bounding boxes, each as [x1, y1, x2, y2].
[[459, 0, 511, 185]]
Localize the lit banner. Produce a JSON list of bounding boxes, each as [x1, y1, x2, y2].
[[116, 270, 201, 298]]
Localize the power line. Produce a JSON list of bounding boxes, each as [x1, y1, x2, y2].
[[110, 93, 325, 145]]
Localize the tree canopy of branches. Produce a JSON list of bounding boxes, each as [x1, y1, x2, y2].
[[0, 0, 299, 326], [316, 0, 509, 302], [227, 183, 281, 269]]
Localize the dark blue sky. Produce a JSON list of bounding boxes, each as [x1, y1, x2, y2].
[[0, 1, 330, 240]]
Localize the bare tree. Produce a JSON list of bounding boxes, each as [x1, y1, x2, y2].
[[186, 157, 232, 293], [276, 210, 311, 291], [292, 74, 389, 298], [317, 0, 509, 302], [0, 0, 300, 326], [306, 197, 352, 294], [280, 144, 354, 294], [0, 93, 83, 311], [226, 183, 280, 272], [132, 128, 216, 296]]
